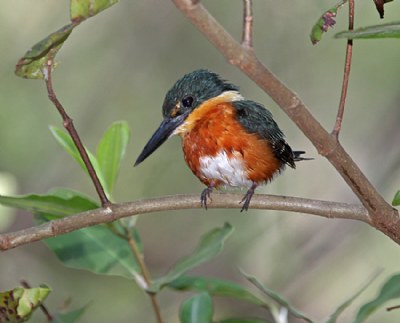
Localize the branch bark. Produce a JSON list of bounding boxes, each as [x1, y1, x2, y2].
[[0, 194, 369, 251], [171, 0, 400, 243]]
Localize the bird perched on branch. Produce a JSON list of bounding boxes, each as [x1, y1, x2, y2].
[[135, 69, 309, 211]]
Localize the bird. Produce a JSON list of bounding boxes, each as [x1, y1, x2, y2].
[[135, 69, 309, 211]]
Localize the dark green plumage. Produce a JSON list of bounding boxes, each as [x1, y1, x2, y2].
[[232, 100, 296, 169], [162, 69, 238, 118]]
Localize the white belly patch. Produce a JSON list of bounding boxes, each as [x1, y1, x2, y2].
[[199, 151, 253, 187]]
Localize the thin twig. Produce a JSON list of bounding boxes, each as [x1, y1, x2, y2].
[[171, 0, 399, 242], [387, 304, 400, 311], [242, 0, 253, 48], [122, 225, 164, 323], [20, 280, 54, 322], [0, 194, 372, 251], [44, 54, 111, 207], [332, 0, 354, 138]]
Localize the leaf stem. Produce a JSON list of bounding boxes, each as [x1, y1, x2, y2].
[[122, 225, 164, 323], [242, 0, 254, 48], [44, 53, 111, 207], [332, 0, 354, 138]]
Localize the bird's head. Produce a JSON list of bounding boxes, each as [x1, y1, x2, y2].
[[135, 69, 240, 166]]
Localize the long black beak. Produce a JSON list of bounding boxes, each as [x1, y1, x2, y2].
[[134, 114, 186, 166]]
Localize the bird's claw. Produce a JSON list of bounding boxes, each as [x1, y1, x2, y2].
[[200, 187, 213, 210], [239, 184, 257, 212]]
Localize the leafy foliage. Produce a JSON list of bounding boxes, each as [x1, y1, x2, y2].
[[52, 305, 90, 323], [149, 223, 234, 293], [15, 0, 118, 79], [179, 292, 213, 323], [336, 22, 400, 39], [310, 1, 345, 44], [44, 224, 142, 278], [70, 0, 118, 21], [96, 121, 130, 196], [50, 121, 130, 200], [354, 274, 400, 323], [15, 24, 75, 79], [241, 270, 314, 323], [0, 286, 51, 322], [392, 190, 400, 206], [325, 271, 381, 323], [168, 275, 265, 306]]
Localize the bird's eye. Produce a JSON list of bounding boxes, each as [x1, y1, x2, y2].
[[181, 96, 194, 108]]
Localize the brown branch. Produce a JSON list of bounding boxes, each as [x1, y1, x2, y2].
[[171, 0, 400, 243], [44, 55, 111, 207], [387, 304, 400, 311], [332, 0, 354, 138], [0, 194, 371, 251], [122, 225, 164, 323], [242, 0, 253, 48]]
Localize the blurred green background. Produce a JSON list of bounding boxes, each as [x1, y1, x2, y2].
[[1, 1, 400, 322]]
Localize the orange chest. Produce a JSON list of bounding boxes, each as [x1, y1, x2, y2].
[[179, 104, 282, 187]]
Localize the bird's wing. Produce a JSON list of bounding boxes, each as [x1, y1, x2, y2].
[[232, 100, 296, 168]]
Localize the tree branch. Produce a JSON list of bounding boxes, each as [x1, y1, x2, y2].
[[0, 194, 370, 251], [242, 0, 253, 48], [332, 0, 354, 137], [44, 55, 111, 207], [171, 0, 400, 243], [122, 225, 164, 323]]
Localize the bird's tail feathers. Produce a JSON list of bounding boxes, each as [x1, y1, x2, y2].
[[293, 151, 313, 162]]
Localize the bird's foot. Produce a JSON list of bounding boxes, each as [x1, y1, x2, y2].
[[200, 186, 213, 210], [240, 184, 257, 212]]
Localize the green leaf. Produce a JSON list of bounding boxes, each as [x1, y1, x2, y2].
[[49, 126, 109, 197], [70, 0, 119, 22], [16, 0, 119, 78], [43, 224, 141, 278], [0, 188, 98, 219], [240, 270, 314, 323], [96, 121, 130, 196], [0, 286, 51, 322], [15, 23, 76, 79], [150, 223, 234, 293], [310, 1, 345, 45], [50, 126, 98, 174], [354, 273, 400, 323], [392, 190, 400, 206], [53, 302, 91, 323], [168, 276, 265, 307], [325, 271, 381, 323], [180, 292, 213, 323], [336, 22, 400, 39], [0, 188, 141, 278]]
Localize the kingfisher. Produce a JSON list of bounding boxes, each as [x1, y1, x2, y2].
[[135, 69, 308, 211]]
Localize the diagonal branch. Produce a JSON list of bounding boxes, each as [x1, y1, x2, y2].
[[44, 54, 111, 207], [0, 194, 371, 251], [171, 0, 400, 242]]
